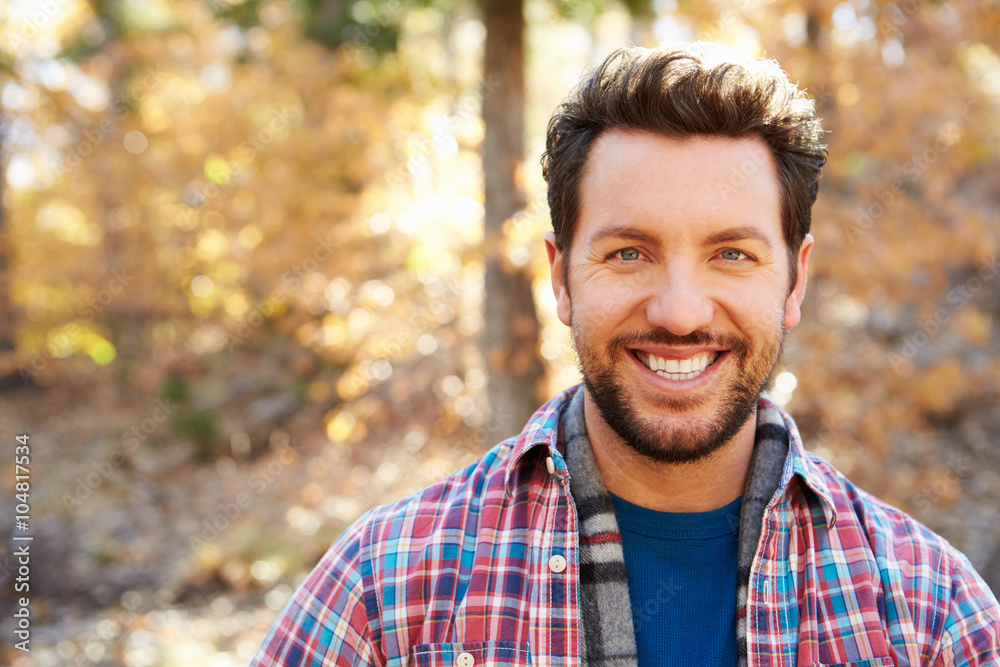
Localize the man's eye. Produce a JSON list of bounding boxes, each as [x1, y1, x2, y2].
[[616, 248, 641, 261], [720, 249, 748, 261]]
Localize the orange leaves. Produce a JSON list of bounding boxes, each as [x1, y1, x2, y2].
[[911, 358, 966, 416]]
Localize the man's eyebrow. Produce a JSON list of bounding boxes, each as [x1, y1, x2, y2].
[[586, 225, 661, 247], [703, 226, 776, 251]]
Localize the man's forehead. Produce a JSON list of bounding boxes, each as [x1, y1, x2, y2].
[[577, 130, 784, 246], [585, 129, 777, 182]]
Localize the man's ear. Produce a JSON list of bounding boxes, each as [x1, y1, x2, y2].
[[784, 233, 813, 330], [545, 231, 572, 327]]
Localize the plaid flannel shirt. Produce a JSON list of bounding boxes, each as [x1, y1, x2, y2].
[[252, 384, 1000, 667]]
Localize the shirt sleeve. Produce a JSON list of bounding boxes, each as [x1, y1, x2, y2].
[[937, 553, 1000, 666], [250, 511, 381, 667]]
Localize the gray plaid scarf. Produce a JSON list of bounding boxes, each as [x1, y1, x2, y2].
[[561, 388, 790, 667]]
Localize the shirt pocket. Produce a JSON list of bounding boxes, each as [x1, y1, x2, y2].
[[812, 659, 896, 667], [409, 641, 532, 667]]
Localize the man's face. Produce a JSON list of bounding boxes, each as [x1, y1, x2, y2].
[[546, 130, 812, 464]]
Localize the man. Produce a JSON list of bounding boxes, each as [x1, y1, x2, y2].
[[252, 43, 1000, 667]]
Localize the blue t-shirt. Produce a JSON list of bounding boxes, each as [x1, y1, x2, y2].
[[609, 493, 742, 667]]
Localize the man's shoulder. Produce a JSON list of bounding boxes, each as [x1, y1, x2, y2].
[[796, 448, 998, 617], [801, 449, 962, 563], [804, 449, 1000, 650], [772, 400, 969, 572]]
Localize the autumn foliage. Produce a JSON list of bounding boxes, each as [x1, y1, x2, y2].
[[0, 0, 998, 663]]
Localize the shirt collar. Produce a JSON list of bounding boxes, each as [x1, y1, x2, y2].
[[503, 384, 579, 495], [503, 383, 841, 527], [759, 392, 840, 527]]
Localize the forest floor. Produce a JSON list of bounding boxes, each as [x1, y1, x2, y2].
[[0, 364, 484, 666]]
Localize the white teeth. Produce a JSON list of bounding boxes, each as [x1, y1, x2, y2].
[[637, 351, 719, 380]]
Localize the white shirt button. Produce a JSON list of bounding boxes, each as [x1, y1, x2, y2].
[[545, 456, 555, 475], [548, 554, 567, 573], [456, 652, 475, 667]]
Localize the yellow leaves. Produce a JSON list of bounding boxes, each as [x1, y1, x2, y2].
[[43, 322, 116, 365], [223, 292, 250, 318], [955, 307, 992, 345], [188, 274, 218, 316], [45, 324, 79, 359], [123, 130, 150, 154], [117, 0, 174, 33], [336, 370, 370, 401], [958, 42, 1000, 97], [204, 156, 232, 184], [912, 359, 965, 415], [317, 315, 348, 348], [141, 95, 172, 133], [87, 337, 117, 365], [203, 211, 226, 228], [189, 298, 214, 319], [231, 192, 258, 219], [325, 410, 357, 443], [36, 201, 103, 246], [178, 132, 208, 156], [234, 225, 262, 255], [173, 208, 200, 231], [452, 196, 486, 243], [196, 229, 230, 260], [192, 542, 223, 570], [326, 396, 381, 446], [0, 0, 94, 61], [406, 243, 459, 275], [836, 83, 861, 107]]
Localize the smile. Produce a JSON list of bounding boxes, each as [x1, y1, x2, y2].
[[633, 350, 721, 381]]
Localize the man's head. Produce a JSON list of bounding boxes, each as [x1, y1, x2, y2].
[[542, 42, 827, 291], [542, 44, 827, 465]]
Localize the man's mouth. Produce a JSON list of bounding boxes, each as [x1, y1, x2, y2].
[[633, 350, 721, 381]]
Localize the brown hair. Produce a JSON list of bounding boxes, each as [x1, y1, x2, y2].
[[541, 43, 827, 288]]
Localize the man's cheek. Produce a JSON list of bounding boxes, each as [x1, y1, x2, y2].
[[610, 274, 650, 303], [587, 297, 620, 333]]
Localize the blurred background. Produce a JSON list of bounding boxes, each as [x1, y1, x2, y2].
[[0, 0, 998, 664]]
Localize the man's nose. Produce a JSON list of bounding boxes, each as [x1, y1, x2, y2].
[[643, 262, 715, 336]]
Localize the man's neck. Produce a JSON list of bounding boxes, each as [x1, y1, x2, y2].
[[582, 391, 757, 513]]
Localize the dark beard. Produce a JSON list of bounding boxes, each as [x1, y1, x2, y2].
[[575, 324, 785, 465]]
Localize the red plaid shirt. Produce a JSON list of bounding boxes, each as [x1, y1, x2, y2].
[[252, 385, 1000, 666]]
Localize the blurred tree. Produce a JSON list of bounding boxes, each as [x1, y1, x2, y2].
[[285, 0, 546, 439], [0, 151, 17, 390], [480, 0, 543, 440]]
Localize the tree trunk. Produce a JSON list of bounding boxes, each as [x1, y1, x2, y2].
[[0, 140, 22, 391], [480, 0, 544, 443]]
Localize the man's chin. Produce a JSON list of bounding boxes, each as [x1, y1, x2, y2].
[[584, 369, 762, 466], [614, 414, 746, 465]]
